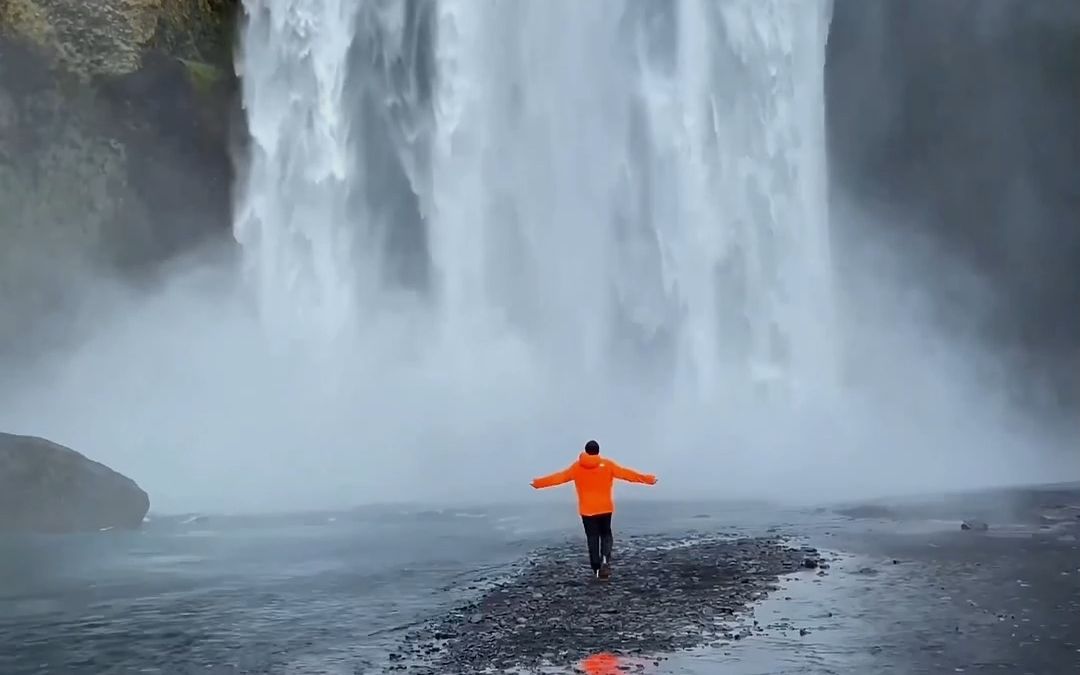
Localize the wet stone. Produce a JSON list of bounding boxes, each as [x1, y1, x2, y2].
[[399, 535, 805, 673]]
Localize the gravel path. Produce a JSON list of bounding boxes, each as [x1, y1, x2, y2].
[[395, 535, 824, 673]]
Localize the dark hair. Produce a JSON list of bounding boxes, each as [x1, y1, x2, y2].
[[584, 440, 600, 455]]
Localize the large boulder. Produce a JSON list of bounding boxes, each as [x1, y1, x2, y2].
[[0, 432, 150, 533]]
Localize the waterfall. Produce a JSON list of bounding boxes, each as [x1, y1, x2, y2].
[[235, 0, 360, 344], [6, 0, 1062, 515], [235, 0, 836, 404]]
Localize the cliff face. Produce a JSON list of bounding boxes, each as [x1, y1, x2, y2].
[[0, 0, 240, 355], [826, 0, 1080, 408], [1, 0, 237, 77]]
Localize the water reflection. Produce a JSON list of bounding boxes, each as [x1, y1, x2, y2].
[[580, 652, 640, 674], [580, 652, 622, 674]]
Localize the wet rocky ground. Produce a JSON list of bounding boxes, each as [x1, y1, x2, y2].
[[3, 488, 1079, 674], [831, 481, 1080, 531], [821, 487, 1080, 674], [395, 535, 828, 674]]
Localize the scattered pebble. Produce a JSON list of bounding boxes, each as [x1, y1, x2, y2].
[[398, 535, 820, 673]]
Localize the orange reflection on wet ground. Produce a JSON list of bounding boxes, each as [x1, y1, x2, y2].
[[579, 651, 658, 674], [579, 652, 623, 674]]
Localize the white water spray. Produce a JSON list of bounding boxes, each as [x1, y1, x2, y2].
[[0, 0, 848, 512], [236, 0, 837, 403], [235, 0, 362, 344]]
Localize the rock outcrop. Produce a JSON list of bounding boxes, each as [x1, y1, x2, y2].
[[0, 432, 150, 533], [1, 0, 238, 79], [0, 0, 240, 357]]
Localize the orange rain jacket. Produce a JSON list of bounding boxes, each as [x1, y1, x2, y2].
[[531, 452, 657, 516]]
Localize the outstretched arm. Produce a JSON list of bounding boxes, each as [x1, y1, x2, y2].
[[612, 462, 657, 485], [531, 465, 574, 489]]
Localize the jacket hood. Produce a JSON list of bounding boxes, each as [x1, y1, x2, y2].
[[578, 452, 602, 468]]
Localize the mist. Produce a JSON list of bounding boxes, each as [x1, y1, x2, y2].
[[0, 215, 1073, 515], [1, 0, 1077, 516]]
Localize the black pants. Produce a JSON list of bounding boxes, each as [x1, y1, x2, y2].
[[581, 513, 613, 571]]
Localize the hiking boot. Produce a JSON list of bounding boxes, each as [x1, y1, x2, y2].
[[598, 562, 611, 579]]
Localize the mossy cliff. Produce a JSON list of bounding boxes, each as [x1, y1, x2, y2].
[[0, 0, 237, 77], [0, 0, 241, 355]]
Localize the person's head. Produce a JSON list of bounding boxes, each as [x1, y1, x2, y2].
[[584, 440, 600, 455]]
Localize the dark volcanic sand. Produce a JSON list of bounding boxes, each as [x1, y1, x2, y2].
[[397, 536, 825, 674]]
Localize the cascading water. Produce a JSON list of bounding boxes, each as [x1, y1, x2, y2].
[[8, 0, 1057, 514], [235, 0, 362, 345], [667, 0, 836, 401], [226, 0, 839, 503], [2, 0, 1065, 515], [236, 0, 836, 401]]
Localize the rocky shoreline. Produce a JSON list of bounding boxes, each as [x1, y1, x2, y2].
[[394, 535, 827, 674]]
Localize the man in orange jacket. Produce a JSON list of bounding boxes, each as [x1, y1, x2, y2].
[[531, 439, 657, 579]]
